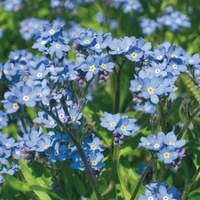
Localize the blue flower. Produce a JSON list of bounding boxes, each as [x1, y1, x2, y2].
[[139, 132, 165, 151], [0, 111, 8, 128], [140, 18, 158, 36], [14, 84, 37, 107], [87, 137, 104, 152], [163, 132, 186, 151], [166, 59, 187, 75], [49, 39, 70, 59], [40, 20, 62, 40], [157, 147, 178, 164], [126, 46, 144, 62], [100, 112, 121, 131], [116, 117, 137, 136], [36, 135, 52, 152], [45, 141, 70, 163], [20, 18, 48, 41], [2, 92, 21, 114], [88, 151, 105, 170], [78, 55, 100, 81], [157, 185, 175, 200], [141, 77, 164, 104]]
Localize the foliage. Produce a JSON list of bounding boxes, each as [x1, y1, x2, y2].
[[0, 0, 200, 200]]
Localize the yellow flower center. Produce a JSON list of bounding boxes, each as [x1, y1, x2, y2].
[[110, 121, 116, 127], [137, 85, 142, 91], [101, 64, 106, 69], [147, 87, 154, 94], [23, 96, 29, 101], [163, 152, 170, 159], [91, 160, 97, 166], [91, 145, 97, 150], [120, 125, 126, 131], [84, 39, 90, 44], [171, 54, 177, 58], [131, 52, 137, 58], [169, 141, 175, 146], [13, 103, 19, 109], [49, 29, 55, 35], [89, 65, 95, 72]]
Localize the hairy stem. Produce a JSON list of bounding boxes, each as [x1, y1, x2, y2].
[[130, 158, 156, 200]]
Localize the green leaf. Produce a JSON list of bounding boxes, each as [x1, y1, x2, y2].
[[29, 185, 63, 200], [2, 173, 30, 192], [19, 158, 52, 200], [117, 156, 145, 200]]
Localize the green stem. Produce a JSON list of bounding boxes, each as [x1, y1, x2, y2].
[[158, 101, 167, 133], [181, 167, 200, 200], [37, 105, 102, 200], [177, 106, 200, 139], [130, 158, 156, 200]]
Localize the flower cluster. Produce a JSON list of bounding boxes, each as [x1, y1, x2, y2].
[[0, 133, 21, 183], [20, 18, 48, 41], [1, 0, 24, 12], [110, 0, 143, 13], [50, 0, 94, 10], [139, 132, 186, 170], [33, 20, 70, 59], [70, 133, 105, 175], [130, 41, 189, 104], [139, 182, 181, 200], [100, 112, 139, 145], [140, 6, 191, 35]]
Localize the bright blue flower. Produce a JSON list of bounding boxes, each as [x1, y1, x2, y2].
[[40, 20, 62, 40], [184, 53, 200, 67], [157, 147, 178, 164], [14, 84, 37, 107], [2, 62, 17, 81], [77, 30, 96, 47], [99, 54, 115, 72], [70, 154, 85, 171], [126, 47, 144, 62], [49, 39, 70, 58], [36, 135, 52, 152], [144, 61, 168, 78], [157, 185, 176, 200], [166, 59, 187, 75], [45, 141, 70, 163], [78, 55, 100, 81], [100, 112, 121, 131], [163, 132, 186, 151], [2, 92, 21, 114], [87, 137, 104, 152], [138, 189, 156, 200], [139, 132, 165, 151], [34, 111, 57, 128], [32, 37, 49, 52], [116, 117, 137, 136], [88, 151, 105, 170], [141, 77, 164, 104]]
